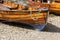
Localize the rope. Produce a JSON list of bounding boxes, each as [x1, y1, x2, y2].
[[30, 10, 41, 20]]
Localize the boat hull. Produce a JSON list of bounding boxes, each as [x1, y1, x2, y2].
[[0, 10, 48, 24], [0, 10, 48, 30], [50, 2, 60, 14]]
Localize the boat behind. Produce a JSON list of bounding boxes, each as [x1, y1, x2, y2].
[[50, 0, 60, 14]]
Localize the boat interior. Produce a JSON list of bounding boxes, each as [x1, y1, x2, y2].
[[0, 0, 49, 11]]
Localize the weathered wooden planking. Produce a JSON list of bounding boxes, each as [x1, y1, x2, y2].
[[0, 11, 47, 24]]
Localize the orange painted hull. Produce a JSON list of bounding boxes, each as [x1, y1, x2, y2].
[[0, 10, 48, 24], [50, 2, 60, 14]]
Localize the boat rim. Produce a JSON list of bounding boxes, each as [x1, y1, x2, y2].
[[0, 8, 48, 12]]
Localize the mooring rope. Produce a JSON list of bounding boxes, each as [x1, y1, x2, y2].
[[30, 10, 41, 20]]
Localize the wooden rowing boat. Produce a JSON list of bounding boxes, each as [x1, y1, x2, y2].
[[0, 0, 49, 30]]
